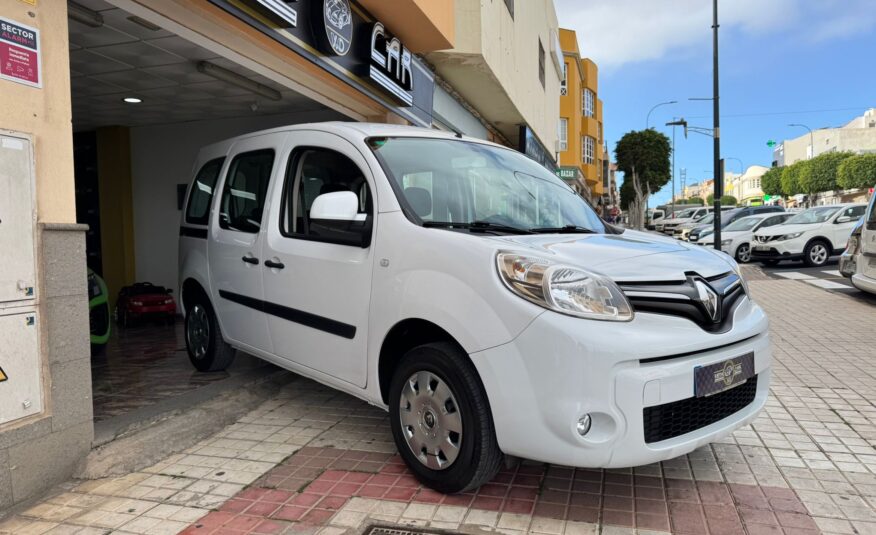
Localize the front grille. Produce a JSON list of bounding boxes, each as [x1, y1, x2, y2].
[[90, 304, 109, 336], [619, 272, 745, 333], [643, 375, 758, 443]]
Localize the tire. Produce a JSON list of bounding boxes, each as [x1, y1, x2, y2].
[[735, 243, 752, 264], [184, 294, 236, 372], [803, 240, 831, 267], [389, 342, 502, 493], [760, 260, 779, 267]]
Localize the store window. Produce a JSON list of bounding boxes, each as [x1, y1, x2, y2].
[[559, 118, 568, 151], [538, 39, 545, 88], [185, 157, 225, 226], [583, 89, 595, 118], [218, 150, 275, 233], [583, 136, 595, 165]]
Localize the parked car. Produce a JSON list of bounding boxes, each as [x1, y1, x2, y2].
[[115, 282, 177, 327], [87, 269, 110, 355], [839, 193, 876, 294], [698, 213, 794, 262], [689, 206, 785, 244], [672, 212, 712, 241], [645, 209, 665, 231], [751, 204, 867, 267], [178, 123, 771, 493]]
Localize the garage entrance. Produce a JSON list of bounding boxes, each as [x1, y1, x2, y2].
[[67, 0, 350, 433]]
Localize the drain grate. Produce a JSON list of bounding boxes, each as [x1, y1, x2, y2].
[[365, 527, 444, 535]]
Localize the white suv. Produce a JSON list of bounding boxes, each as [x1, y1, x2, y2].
[[840, 193, 876, 294], [698, 213, 793, 262], [751, 204, 867, 267], [178, 123, 770, 493]]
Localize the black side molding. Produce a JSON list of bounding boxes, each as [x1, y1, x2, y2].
[[218, 290, 356, 340], [180, 227, 208, 239]]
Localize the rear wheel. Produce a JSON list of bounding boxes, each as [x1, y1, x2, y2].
[[389, 342, 502, 493], [185, 295, 235, 372], [804, 240, 830, 267], [735, 243, 752, 263]]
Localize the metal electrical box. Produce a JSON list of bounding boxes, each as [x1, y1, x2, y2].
[[0, 309, 42, 423], [0, 131, 36, 304]]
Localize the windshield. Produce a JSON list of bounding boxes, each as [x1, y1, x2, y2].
[[676, 209, 696, 219], [696, 213, 715, 224], [368, 137, 607, 234], [724, 216, 762, 232], [785, 206, 839, 225]]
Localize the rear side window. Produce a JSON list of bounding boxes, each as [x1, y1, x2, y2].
[[218, 149, 275, 233], [185, 157, 225, 226]]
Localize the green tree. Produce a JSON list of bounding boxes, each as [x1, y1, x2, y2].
[[706, 194, 738, 206], [616, 129, 672, 210], [837, 153, 876, 190], [798, 152, 854, 194], [761, 166, 784, 197], [781, 161, 807, 196]]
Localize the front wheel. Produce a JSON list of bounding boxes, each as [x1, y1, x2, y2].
[[389, 343, 502, 493], [185, 295, 236, 372], [735, 243, 752, 263], [804, 240, 830, 267]]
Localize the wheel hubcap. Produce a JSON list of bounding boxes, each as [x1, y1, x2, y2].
[[399, 371, 462, 470], [811, 245, 828, 264], [186, 305, 209, 359], [738, 245, 751, 263]]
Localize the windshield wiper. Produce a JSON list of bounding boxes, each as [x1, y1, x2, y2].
[[528, 225, 597, 234], [423, 221, 534, 234]]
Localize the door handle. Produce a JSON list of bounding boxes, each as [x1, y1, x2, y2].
[[264, 259, 285, 270], [242, 255, 259, 265]]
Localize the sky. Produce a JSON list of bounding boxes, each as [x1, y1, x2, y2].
[[554, 0, 876, 207]]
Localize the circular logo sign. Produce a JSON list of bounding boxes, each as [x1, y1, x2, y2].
[[316, 0, 353, 56]]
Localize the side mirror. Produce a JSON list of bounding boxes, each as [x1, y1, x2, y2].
[[836, 216, 851, 224], [310, 191, 365, 222]]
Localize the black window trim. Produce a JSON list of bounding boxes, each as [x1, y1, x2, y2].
[[184, 156, 226, 227], [278, 146, 374, 248], [218, 148, 276, 234]]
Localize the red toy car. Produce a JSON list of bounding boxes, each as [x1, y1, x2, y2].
[[115, 282, 177, 327]]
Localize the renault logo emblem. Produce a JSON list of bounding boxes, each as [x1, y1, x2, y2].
[[694, 280, 720, 322]]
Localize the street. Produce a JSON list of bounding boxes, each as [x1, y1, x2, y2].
[[2, 264, 874, 535], [758, 259, 876, 305]]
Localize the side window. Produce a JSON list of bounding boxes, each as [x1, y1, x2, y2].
[[760, 216, 783, 228], [869, 196, 876, 223], [185, 157, 225, 225], [845, 205, 866, 221], [281, 148, 372, 247], [218, 149, 275, 233]]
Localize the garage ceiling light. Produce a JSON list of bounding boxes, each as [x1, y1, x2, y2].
[[196, 61, 282, 101], [123, 97, 142, 104], [68, 1, 104, 28]]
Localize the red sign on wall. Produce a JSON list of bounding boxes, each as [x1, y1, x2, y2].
[[0, 18, 41, 88]]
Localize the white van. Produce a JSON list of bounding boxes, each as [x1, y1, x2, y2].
[[178, 123, 770, 493]]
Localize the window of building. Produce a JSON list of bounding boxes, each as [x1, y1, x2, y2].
[[218, 149, 275, 233], [560, 62, 568, 95], [538, 39, 545, 88], [583, 89, 595, 118], [282, 148, 373, 247], [503, 0, 514, 18], [185, 157, 225, 226], [559, 118, 568, 151], [583, 136, 595, 165]]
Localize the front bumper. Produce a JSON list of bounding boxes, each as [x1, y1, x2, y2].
[[750, 240, 803, 261], [471, 298, 770, 468]]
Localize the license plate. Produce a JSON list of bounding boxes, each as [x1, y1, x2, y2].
[[694, 352, 755, 398], [754, 245, 769, 251]]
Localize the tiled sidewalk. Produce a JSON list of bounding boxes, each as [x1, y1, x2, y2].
[[2, 274, 876, 534]]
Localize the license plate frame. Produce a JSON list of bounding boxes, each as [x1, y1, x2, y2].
[[694, 352, 755, 398], [754, 245, 770, 252]]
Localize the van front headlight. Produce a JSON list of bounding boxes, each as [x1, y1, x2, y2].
[[496, 253, 634, 322]]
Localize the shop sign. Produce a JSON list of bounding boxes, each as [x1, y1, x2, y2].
[[368, 23, 413, 105], [0, 17, 41, 88], [211, 0, 433, 126], [556, 166, 583, 181], [518, 125, 557, 172]]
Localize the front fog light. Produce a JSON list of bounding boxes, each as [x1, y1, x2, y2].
[[576, 414, 592, 436]]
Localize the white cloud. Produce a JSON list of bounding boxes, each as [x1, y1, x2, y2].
[[555, 0, 876, 68]]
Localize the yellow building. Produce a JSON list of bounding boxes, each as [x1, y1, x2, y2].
[[557, 29, 604, 203]]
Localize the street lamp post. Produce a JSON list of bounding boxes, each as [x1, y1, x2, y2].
[[788, 123, 815, 159], [666, 118, 688, 219], [711, 0, 722, 251], [646, 101, 677, 129]]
